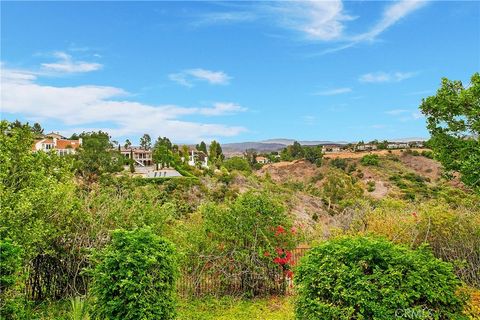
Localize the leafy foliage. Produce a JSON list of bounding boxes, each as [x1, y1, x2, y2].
[[223, 156, 251, 172], [75, 131, 123, 181], [90, 228, 178, 320], [360, 154, 380, 166], [420, 73, 480, 191], [295, 236, 467, 320]]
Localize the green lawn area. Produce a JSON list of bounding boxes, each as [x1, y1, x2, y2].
[[178, 296, 295, 320]]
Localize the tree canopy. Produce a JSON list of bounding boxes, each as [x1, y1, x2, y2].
[[420, 73, 480, 190]]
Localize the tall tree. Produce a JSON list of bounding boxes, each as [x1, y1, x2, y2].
[[420, 73, 480, 190], [196, 141, 208, 155], [32, 122, 44, 135], [139, 134, 152, 150], [124, 139, 132, 149], [153, 137, 175, 169], [75, 131, 123, 182], [208, 140, 224, 166]]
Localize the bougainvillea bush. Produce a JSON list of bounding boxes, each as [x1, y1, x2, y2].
[[195, 191, 299, 296], [89, 228, 178, 320], [295, 236, 467, 320]]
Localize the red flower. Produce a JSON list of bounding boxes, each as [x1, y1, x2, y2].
[[275, 225, 285, 236], [291, 227, 297, 234], [275, 247, 284, 255], [263, 251, 270, 257]]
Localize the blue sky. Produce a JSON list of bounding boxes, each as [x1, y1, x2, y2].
[[1, 1, 479, 144]]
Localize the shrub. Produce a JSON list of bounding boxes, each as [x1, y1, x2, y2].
[[330, 158, 347, 171], [366, 180, 376, 192], [360, 154, 380, 166], [0, 239, 26, 318], [421, 150, 434, 159], [90, 228, 178, 320], [295, 236, 466, 320], [223, 156, 251, 173]]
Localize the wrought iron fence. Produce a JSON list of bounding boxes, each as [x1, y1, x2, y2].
[[177, 246, 309, 297]]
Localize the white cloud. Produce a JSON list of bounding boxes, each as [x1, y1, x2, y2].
[[269, 0, 354, 41], [385, 108, 424, 121], [354, 0, 427, 42], [359, 71, 416, 83], [192, 12, 256, 26], [313, 87, 352, 96], [41, 51, 102, 73], [169, 68, 231, 87], [1, 67, 247, 142]]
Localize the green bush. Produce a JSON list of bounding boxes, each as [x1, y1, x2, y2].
[[90, 228, 178, 320], [360, 154, 380, 166], [223, 156, 251, 173], [0, 239, 26, 319], [295, 236, 466, 320], [329, 158, 347, 171]]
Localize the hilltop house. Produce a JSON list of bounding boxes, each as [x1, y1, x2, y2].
[[387, 143, 409, 149], [355, 144, 377, 151], [120, 147, 152, 167], [185, 149, 208, 168], [32, 137, 82, 156], [322, 145, 342, 153]]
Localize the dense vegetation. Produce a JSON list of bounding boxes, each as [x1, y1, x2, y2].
[[420, 72, 480, 191], [296, 236, 466, 319], [0, 74, 479, 319]]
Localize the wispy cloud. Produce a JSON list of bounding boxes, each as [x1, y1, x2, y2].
[[313, 87, 352, 96], [1, 65, 246, 142], [359, 71, 417, 83], [196, 1, 427, 55], [41, 51, 102, 73], [267, 0, 354, 41], [169, 68, 231, 87], [353, 0, 427, 42], [192, 11, 256, 27], [385, 108, 424, 121]]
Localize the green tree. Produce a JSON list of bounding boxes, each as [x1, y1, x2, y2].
[[90, 228, 177, 320], [208, 140, 224, 166], [139, 133, 151, 150], [75, 131, 123, 182], [420, 73, 480, 191], [361, 154, 380, 166], [295, 236, 467, 320], [223, 156, 251, 172], [303, 146, 323, 166], [196, 141, 208, 154], [153, 137, 176, 169], [32, 122, 44, 135], [323, 169, 362, 209], [124, 139, 132, 149]]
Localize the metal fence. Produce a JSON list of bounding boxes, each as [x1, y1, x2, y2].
[[177, 246, 309, 297]]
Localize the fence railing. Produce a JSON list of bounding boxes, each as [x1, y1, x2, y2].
[[177, 246, 309, 297]]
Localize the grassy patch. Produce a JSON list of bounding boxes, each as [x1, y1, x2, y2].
[[178, 296, 294, 320]]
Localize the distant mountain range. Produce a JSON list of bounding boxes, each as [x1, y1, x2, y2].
[[221, 137, 428, 154]]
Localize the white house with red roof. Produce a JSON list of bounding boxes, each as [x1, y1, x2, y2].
[[32, 137, 82, 156]]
